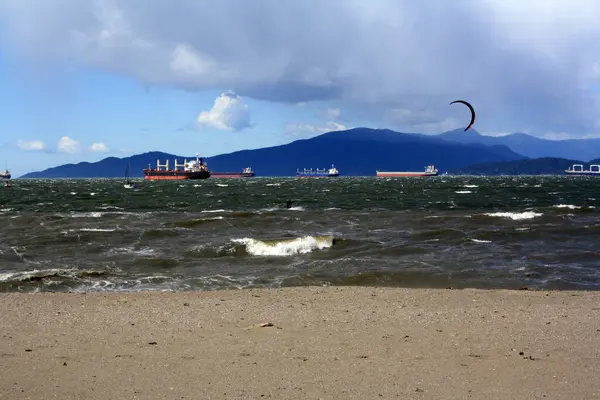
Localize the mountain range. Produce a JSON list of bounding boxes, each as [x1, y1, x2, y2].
[[437, 129, 600, 160], [18, 128, 600, 178]]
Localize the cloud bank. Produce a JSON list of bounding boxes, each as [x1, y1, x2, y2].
[[2, 0, 600, 136], [16, 140, 46, 151], [90, 142, 110, 152]]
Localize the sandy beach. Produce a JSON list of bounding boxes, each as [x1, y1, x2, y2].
[[1, 287, 599, 399]]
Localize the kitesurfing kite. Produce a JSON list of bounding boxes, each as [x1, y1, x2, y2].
[[450, 100, 476, 131]]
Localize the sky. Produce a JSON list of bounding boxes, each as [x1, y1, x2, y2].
[[1, 0, 600, 177]]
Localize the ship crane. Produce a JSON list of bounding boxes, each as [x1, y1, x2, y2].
[[157, 159, 168, 171], [174, 158, 186, 171]]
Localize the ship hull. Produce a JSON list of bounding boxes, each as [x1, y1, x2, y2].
[[210, 172, 255, 178], [564, 171, 600, 176], [376, 171, 438, 177], [143, 170, 211, 180], [296, 173, 339, 178], [0, 175, 10, 180]]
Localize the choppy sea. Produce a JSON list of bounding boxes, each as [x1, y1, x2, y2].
[[1, 176, 599, 292]]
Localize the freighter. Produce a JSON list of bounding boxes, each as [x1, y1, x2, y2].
[[143, 153, 211, 180], [211, 167, 255, 178], [376, 164, 439, 177], [565, 164, 600, 176], [296, 165, 339, 178]]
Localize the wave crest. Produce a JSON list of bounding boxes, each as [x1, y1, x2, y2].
[[231, 235, 334, 256]]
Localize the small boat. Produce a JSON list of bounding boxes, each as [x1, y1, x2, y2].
[[124, 161, 137, 189], [564, 164, 600, 176], [0, 161, 10, 180]]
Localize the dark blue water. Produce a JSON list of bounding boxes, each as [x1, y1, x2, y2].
[[1, 176, 599, 292]]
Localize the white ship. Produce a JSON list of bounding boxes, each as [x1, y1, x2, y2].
[[564, 164, 600, 176]]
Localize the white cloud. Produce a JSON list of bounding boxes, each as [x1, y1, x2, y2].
[[320, 108, 341, 119], [57, 136, 80, 154], [90, 142, 109, 152], [542, 131, 600, 140], [286, 121, 348, 137], [384, 108, 460, 133], [16, 139, 46, 151], [195, 91, 252, 131], [3, 1, 600, 136]]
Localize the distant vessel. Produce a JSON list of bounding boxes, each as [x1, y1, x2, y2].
[[296, 165, 339, 178], [143, 153, 211, 180], [0, 161, 10, 180], [376, 164, 439, 177], [565, 164, 600, 176], [210, 167, 255, 178]]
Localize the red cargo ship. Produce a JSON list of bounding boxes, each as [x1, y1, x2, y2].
[[143, 153, 211, 180], [210, 167, 255, 178]]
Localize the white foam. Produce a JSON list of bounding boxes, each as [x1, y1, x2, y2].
[[287, 206, 305, 211], [71, 212, 103, 218], [266, 183, 280, 186], [455, 190, 472, 194], [463, 185, 478, 188], [0, 268, 75, 282], [484, 211, 542, 220], [232, 235, 334, 256], [201, 209, 227, 213], [98, 205, 123, 210], [553, 204, 581, 209], [216, 184, 228, 187], [471, 239, 492, 243]]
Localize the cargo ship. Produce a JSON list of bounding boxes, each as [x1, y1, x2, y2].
[[376, 164, 439, 177], [143, 153, 211, 180], [296, 164, 339, 178], [565, 164, 600, 176], [210, 167, 255, 178]]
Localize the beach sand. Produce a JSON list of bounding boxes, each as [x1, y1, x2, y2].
[[1, 287, 599, 399]]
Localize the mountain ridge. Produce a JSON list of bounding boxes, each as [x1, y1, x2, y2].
[[437, 129, 600, 160], [19, 128, 526, 178]]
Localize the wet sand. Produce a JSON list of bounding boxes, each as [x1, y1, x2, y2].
[[1, 287, 599, 399]]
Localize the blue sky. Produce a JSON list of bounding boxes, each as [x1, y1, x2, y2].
[[2, 0, 600, 177]]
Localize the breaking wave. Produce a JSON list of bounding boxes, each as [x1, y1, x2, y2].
[[231, 235, 335, 256]]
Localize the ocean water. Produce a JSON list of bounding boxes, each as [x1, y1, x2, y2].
[[0, 176, 599, 292]]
